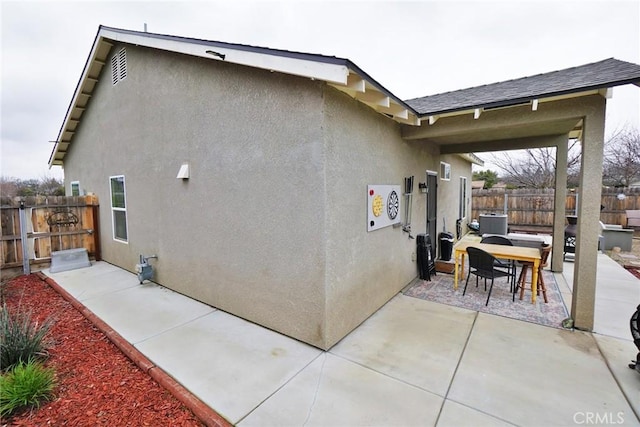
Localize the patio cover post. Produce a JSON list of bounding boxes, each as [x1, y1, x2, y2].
[[571, 97, 606, 331], [551, 136, 569, 272]]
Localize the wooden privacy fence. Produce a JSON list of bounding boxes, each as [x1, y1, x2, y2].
[[472, 187, 640, 232], [1, 195, 100, 270]]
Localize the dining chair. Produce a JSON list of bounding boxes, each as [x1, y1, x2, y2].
[[464, 246, 514, 306], [480, 235, 517, 292], [515, 244, 552, 302]]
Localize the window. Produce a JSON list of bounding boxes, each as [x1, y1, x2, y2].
[[459, 176, 468, 218], [440, 162, 451, 181], [111, 48, 127, 85], [70, 181, 81, 196], [109, 175, 128, 242]]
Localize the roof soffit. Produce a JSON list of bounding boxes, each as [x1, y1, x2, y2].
[[401, 94, 605, 150]]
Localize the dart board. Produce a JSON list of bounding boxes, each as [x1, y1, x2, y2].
[[367, 185, 401, 232], [387, 190, 399, 220]]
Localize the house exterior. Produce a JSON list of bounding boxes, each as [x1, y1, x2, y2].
[[49, 26, 479, 349], [50, 26, 640, 348]]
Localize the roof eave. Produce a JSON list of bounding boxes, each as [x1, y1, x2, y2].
[[49, 26, 421, 167], [458, 153, 485, 166], [416, 78, 640, 118]]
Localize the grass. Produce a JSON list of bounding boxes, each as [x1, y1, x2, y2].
[[0, 359, 56, 418], [0, 303, 54, 372]]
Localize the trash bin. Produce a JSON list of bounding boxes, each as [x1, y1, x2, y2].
[[416, 234, 435, 280], [439, 231, 454, 261]]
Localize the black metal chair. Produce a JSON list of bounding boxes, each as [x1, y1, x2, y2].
[[480, 235, 517, 292], [464, 247, 513, 306]]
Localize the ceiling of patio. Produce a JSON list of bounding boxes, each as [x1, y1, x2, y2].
[[401, 96, 587, 155]]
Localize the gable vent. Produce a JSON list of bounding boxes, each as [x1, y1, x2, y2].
[[111, 48, 127, 85]]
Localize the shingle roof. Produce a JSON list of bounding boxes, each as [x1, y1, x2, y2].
[[405, 58, 640, 116]]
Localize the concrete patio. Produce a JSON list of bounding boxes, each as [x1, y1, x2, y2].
[[43, 252, 639, 426]]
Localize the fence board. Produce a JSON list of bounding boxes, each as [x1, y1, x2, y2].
[[0, 196, 100, 269], [472, 187, 640, 230]]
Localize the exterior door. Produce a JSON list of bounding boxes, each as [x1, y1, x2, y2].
[[426, 171, 438, 258]]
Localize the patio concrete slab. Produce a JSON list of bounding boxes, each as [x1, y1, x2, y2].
[[593, 255, 639, 339], [39, 256, 640, 426], [68, 278, 216, 344], [436, 400, 516, 427], [331, 294, 476, 396], [46, 261, 138, 300], [238, 353, 442, 426], [136, 310, 321, 425], [448, 313, 639, 426], [593, 334, 640, 416], [561, 254, 639, 339]]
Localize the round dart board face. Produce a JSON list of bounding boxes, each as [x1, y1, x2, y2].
[[387, 190, 399, 220]]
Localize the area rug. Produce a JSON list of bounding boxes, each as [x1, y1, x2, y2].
[[403, 268, 570, 329]]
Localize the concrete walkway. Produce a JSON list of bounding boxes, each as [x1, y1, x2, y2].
[[44, 255, 640, 426]]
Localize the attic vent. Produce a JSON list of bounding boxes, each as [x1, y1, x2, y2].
[[111, 48, 127, 85]]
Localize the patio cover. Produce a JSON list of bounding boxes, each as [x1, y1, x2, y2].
[[401, 57, 640, 331]]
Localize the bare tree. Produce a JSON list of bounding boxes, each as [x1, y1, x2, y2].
[[37, 174, 65, 196], [487, 140, 581, 188], [603, 126, 640, 187], [0, 175, 64, 198], [0, 176, 19, 198]]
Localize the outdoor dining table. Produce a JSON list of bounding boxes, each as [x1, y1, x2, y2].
[[453, 241, 542, 303]]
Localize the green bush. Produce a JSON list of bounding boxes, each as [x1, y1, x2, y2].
[[0, 304, 53, 371], [0, 360, 56, 418]]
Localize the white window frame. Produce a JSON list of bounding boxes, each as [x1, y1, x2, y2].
[[70, 181, 82, 196], [440, 162, 451, 181], [459, 176, 468, 219], [109, 175, 128, 243]]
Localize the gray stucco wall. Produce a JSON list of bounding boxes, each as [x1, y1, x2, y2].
[[322, 88, 440, 347], [63, 43, 473, 349], [437, 154, 472, 242], [64, 44, 328, 346]]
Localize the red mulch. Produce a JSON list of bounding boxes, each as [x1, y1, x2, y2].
[[1, 274, 205, 426], [625, 266, 640, 280]]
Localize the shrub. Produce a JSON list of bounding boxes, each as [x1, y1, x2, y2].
[[0, 304, 53, 371], [0, 360, 56, 418]]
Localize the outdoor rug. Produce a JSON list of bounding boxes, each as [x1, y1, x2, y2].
[[403, 267, 570, 329]]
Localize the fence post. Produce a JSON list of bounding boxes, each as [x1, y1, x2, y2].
[[91, 198, 102, 261], [19, 201, 30, 275]]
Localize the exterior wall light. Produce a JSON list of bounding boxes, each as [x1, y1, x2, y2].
[[177, 163, 190, 179]]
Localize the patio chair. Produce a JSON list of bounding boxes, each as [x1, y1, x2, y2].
[[480, 235, 517, 292], [463, 246, 514, 306], [514, 244, 552, 303]]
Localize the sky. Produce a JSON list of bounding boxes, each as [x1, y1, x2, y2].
[[1, 0, 639, 180]]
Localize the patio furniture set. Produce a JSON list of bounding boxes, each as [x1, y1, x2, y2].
[[453, 236, 548, 306]]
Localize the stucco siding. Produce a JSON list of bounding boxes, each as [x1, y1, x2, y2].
[[322, 88, 440, 348], [437, 154, 473, 242], [64, 44, 329, 347], [63, 42, 473, 350]]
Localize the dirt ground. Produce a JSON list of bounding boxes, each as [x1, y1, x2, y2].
[[606, 230, 640, 261], [605, 230, 640, 279]]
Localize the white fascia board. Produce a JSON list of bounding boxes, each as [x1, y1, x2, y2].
[[49, 36, 113, 167], [100, 28, 350, 85], [457, 153, 485, 166]]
